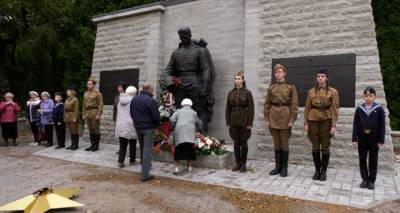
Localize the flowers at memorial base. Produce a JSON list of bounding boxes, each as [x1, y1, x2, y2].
[[154, 90, 230, 156], [194, 133, 229, 156], [158, 91, 176, 120]]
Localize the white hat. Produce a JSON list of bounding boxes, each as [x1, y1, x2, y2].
[[181, 98, 193, 107], [4, 92, 14, 98], [125, 86, 137, 96], [41, 91, 51, 98], [29, 91, 39, 97]]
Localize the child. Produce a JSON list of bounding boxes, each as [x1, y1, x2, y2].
[[352, 87, 385, 190], [53, 92, 65, 149]]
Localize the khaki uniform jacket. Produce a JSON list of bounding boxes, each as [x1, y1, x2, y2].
[[226, 87, 254, 128], [64, 96, 80, 122], [304, 86, 339, 127], [263, 81, 299, 129], [83, 90, 104, 119]]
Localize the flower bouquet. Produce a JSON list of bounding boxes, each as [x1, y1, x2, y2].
[[153, 91, 175, 153], [153, 91, 230, 157], [195, 133, 229, 156]]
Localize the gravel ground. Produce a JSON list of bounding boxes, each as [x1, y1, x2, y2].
[[0, 134, 399, 213]]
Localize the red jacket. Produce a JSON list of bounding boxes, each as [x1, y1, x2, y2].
[[0, 101, 21, 123]]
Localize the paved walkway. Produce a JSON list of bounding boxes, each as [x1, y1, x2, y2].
[[34, 142, 400, 209]]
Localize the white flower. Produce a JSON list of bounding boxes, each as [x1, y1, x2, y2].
[[205, 139, 213, 145], [198, 142, 205, 149]]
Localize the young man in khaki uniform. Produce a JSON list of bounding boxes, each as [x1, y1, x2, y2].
[[65, 86, 81, 150], [304, 69, 339, 181], [264, 64, 299, 177], [226, 71, 255, 173], [83, 78, 104, 152]]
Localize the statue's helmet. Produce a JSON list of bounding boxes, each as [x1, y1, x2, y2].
[[178, 26, 192, 38]]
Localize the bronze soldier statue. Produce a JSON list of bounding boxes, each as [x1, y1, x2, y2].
[[160, 27, 215, 132]]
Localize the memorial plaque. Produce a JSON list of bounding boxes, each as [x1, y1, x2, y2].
[[99, 69, 139, 105], [272, 54, 356, 107]]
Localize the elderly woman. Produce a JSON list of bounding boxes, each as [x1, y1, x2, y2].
[[0, 92, 21, 146], [170, 98, 202, 174], [39, 91, 55, 147], [115, 86, 138, 168], [26, 91, 41, 145]]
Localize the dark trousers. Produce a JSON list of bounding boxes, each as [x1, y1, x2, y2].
[[30, 121, 40, 142], [229, 126, 250, 148], [118, 137, 137, 164], [308, 119, 332, 154], [136, 129, 154, 178], [55, 123, 66, 147], [358, 134, 379, 183], [269, 128, 290, 151], [44, 124, 54, 145]]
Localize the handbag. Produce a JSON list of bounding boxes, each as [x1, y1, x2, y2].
[[37, 126, 47, 142]]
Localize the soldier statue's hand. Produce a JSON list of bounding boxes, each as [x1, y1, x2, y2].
[[266, 121, 270, 128], [95, 115, 101, 120], [304, 124, 308, 132], [378, 143, 384, 148], [352, 142, 357, 146], [246, 126, 252, 129], [288, 123, 293, 128]]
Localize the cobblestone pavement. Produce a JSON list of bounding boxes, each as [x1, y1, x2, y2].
[[34, 141, 400, 209]]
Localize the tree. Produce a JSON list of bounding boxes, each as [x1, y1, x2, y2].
[[372, 0, 400, 130]]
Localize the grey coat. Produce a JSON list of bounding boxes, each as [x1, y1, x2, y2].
[[170, 106, 202, 146]]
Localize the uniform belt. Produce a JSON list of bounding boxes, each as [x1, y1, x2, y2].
[[85, 106, 98, 110], [232, 107, 246, 111], [271, 103, 289, 107], [363, 129, 376, 134], [179, 72, 198, 76], [311, 105, 331, 110]]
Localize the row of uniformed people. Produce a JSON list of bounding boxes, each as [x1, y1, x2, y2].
[[64, 78, 104, 151], [226, 64, 385, 189]]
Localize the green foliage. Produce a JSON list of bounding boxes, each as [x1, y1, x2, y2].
[[0, 0, 159, 111], [372, 0, 400, 130]]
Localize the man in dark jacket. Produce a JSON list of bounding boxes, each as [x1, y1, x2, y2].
[[352, 87, 385, 190], [130, 83, 160, 182]]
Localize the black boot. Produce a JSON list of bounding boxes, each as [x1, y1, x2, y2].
[[91, 134, 100, 152], [269, 150, 282, 175], [280, 150, 288, 177], [12, 138, 17, 146], [239, 147, 248, 173], [85, 134, 95, 151], [71, 134, 79, 150], [312, 151, 321, 180], [231, 146, 241, 172], [66, 134, 75, 150], [320, 153, 330, 181]]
